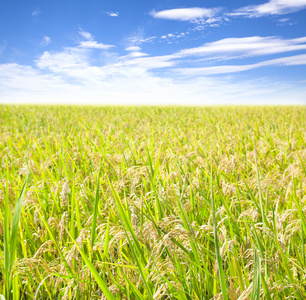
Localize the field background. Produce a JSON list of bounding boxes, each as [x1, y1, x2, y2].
[[0, 105, 306, 299]]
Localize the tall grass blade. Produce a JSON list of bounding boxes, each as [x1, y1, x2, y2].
[[251, 250, 261, 300], [68, 231, 115, 300], [9, 176, 28, 271], [211, 169, 228, 300], [91, 164, 101, 248], [3, 162, 11, 298], [102, 216, 111, 259], [3, 173, 28, 300], [36, 208, 74, 278]]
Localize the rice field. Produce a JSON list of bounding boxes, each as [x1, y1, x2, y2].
[[0, 105, 306, 299]]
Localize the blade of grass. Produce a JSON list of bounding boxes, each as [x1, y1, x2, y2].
[[3, 161, 11, 299], [102, 216, 111, 259], [122, 226, 154, 300], [67, 230, 115, 300], [251, 250, 261, 300], [4, 173, 28, 300], [9, 176, 28, 271], [36, 208, 74, 278], [91, 163, 101, 248], [211, 168, 228, 300]]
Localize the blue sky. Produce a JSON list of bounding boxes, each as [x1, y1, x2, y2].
[[1, 0, 306, 105]]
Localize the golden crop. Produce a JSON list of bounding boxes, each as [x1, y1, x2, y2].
[[0, 105, 305, 299]]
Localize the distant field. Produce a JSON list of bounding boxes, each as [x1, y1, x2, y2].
[[0, 105, 305, 299]]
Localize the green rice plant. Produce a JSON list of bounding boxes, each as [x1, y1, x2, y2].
[[251, 249, 261, 300], [2, 170, 28, 300], [68, 230, 115, 300], [0, 105, 305, 299], [211, 168, 228, 300]]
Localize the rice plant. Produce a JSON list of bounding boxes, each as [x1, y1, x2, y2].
[[0, 105, 305, 299]]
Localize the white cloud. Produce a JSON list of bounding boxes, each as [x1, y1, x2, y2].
[[126, 27, 158, 46], [177, 54, 306, 75], [231, 0, 306, 17], [278, 17, 290, 22], [107, 11, 119, 17], [127, 52, 149, 58], [121, 36, 306, 75], [123, 47, 149, 57], [2, 61, 305, 105], [32, 9, 41, 17], [150, 7, 220, 22], [178, 65, 253, 76], [79, 41, 114, 50], [117, 55, 176, 69], [76, 30, 114, 49], [265, 53, 306, 65], [79, 30, 93, 41], [1, 32, 306, 105], [128, 35, 157, 45], [126, 46, 141, 52], [37, 48, 88, 73], [176, 36, 306, 59], [35, 35, 306, 74], [41, 36, 51, 47]]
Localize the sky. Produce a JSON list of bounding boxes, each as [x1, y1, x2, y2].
[[0, 0, 306, 105]]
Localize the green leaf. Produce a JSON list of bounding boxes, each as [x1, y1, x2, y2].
[[91, 164, 101, 248], [211, 169, 228, 300], [103, 216, 111, 259], [68, 231, 115, 300], [251, 250, 261, 300], [9, 176, 28, 271]]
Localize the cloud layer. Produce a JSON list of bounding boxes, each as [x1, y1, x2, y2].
[[0, 30, 305, 105], [1, 0, 306, 106], [2, 61, 304, 105]]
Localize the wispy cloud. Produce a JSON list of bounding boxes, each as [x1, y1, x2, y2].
[[37, 34, 306, 74], [36, 48, 88, 74], [1, 30, 306, 105], [107, 11, 119, 17], [31, 9, 41, 17], [41, 36, 51, 47], [77, 30, 114, 49], [117, 54, 175, 69], [149, 7, 228, 34], [114, 35, 306, 77], [127, 28, 157, 45], [175, 36, 306, 59], [177, 54, 306, 75], [230, 0, 306, 17], [150, 7, 221, 22], [124, 46, 148, 57], [150, 2, 306, 28], [126, 46, 141, 52], [79, 29, 93, 41], [79, 41, 114, 50], [2, 60, 304, 105], [126, 52, 148, 58]]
